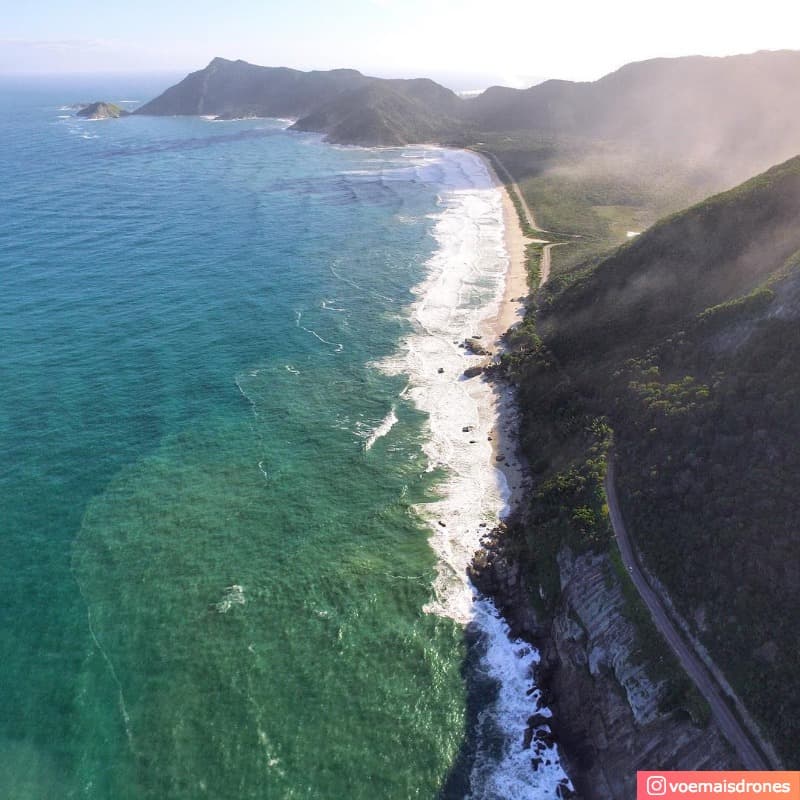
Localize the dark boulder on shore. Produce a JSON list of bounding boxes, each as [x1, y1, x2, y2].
[[464, 337, 491, 356]]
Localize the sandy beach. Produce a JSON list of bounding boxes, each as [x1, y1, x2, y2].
[[384, 146, 537, 619], [482, 158, 532, 336], [476, 153, 534, 515]]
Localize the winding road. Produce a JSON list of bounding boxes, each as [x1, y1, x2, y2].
[[605, 460, 775, 770]]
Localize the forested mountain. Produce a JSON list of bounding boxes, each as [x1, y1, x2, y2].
[[135, 57, 463, 144], [505, 155, 800, 766]]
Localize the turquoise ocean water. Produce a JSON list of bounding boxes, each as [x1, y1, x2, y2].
[[0, 76, 565, 799]]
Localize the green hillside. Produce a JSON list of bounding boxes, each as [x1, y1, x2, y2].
[[290, 82, 462, 146], [541, 156, 800, 363], [502, 155, 800, 764]]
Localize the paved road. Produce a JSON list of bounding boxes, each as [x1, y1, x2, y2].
[[605, 461, 771, 770]]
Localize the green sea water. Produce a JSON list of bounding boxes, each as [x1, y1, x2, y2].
[[0, 76, 567, 799]]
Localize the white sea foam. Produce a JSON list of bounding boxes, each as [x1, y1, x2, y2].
[[215, 584, 245, 613], [376, 147, 569, 797], [379, 147, 508, 621], [364, 406, 398, 451], [468, 599, 572, 799], [295, 310, 343, 353]]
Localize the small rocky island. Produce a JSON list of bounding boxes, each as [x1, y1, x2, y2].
[[76, 102, 130, 119]]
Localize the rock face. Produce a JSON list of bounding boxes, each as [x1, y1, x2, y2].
[[470, 532, 738, 799], [469, 526, 545, 639], [76, 102, 129, 119]]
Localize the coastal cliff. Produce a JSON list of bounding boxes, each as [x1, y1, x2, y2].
[[472, 533, 737, 798]]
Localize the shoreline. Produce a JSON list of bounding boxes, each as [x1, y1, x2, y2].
[[373, 145, 569, 793], [474, 152, 533, 519], [381, 145, 570, 794]]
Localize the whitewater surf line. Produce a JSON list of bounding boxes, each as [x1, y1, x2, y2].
[[379, 147, 571, 797]]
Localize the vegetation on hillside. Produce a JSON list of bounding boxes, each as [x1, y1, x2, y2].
[[498, 156, 800, 764], [475, 131, 719, 276]]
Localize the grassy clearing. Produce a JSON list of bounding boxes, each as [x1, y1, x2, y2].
[[476, 132, 714, 277]]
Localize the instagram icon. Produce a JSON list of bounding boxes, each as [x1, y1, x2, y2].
[[646, 775, 668, 796]]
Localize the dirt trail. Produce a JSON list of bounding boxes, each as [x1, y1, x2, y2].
[[481, 154, 560, 288]]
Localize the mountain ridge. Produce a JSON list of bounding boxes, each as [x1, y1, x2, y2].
[[134, 50, 800, 182]]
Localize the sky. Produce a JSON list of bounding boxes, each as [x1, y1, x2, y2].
[[2, 0, 800, 88]]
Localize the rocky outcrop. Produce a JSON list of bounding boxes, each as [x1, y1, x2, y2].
[[463, 337, 491, 356], [469, 525, 545, 639], [471, 533, 738, 799], [463, 363, 488, 379], [76, 102, 129, 119]]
